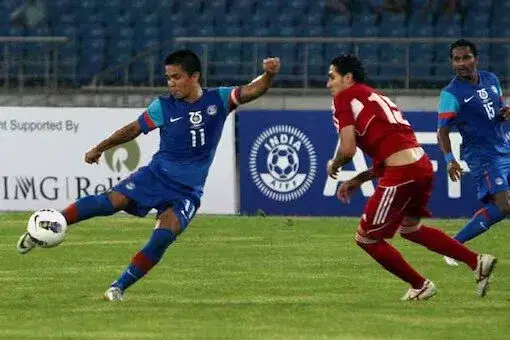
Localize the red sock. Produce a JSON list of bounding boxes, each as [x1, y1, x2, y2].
[[401, 225, 478, 270], [357, 240, 426, 289]]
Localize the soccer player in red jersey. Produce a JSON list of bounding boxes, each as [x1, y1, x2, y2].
[[326, 53, 496, 300]]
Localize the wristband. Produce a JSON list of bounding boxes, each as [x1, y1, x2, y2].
[[444, 152, 455, 163]]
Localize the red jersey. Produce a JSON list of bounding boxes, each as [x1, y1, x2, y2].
[[332, 83, 419, 172]]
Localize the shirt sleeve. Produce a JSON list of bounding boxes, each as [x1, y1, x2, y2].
[[437, 90, 460, 128], [495, 76, 506, 107], [334, 95, 355, 131], [218, 86, 241, 113], [137, 98, 164, 134]]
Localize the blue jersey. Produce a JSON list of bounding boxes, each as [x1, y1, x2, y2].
[[437, 71, 510, 176], [136, 87, 240, 196]]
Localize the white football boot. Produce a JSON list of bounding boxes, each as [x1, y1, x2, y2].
[[443, 256, 459, 266], [103, 286, 124, 301], [16, 232, 37, 254], [401, 280, 437, 301], [475, 254, 497, 297]]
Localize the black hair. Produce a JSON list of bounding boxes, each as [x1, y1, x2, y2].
[[449, 39, 478, 59], [331, 53, 366, 83], [164, 49, 202, 76]]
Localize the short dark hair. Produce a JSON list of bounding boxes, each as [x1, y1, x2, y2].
[[449, 39, 478, 59], [331, 53, 366, 83], [164, 49, 202, 76]]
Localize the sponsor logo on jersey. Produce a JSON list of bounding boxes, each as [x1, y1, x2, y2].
[[207, 105, 217, 116]]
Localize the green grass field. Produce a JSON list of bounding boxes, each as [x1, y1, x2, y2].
[[0, 213, 509, 339]]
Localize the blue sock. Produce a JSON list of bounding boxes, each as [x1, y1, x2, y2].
[[113, 228, 176, 291], [454, 203, 504, 243], [61, 194, 115, 225]]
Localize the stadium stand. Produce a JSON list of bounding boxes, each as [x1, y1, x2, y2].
[[0, 0, 508, 88]]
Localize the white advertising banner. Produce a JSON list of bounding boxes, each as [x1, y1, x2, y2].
[[0, 107, 237, 214]]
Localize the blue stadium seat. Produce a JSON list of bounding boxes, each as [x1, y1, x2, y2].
[[131, 58, 158, 84], [378, 45, 407, 82], [106, 39, 133, 67], [325, 43, 354, 60], [78, 0, 99, 17], [134, 25, 159, 51], [59, 12, 77, 24], [85, 12, 106, 24], [409, 44, 434, 62], [160, 13, 184, 36], [139, 12, 159, 26], [228, 0, 254, 13], [48, 0, 73, 11], [435, 14, 462, 37], [79, 23, 105, 39], [216, 13, 242, 33], [304, 11, 324, 28], [278, 12, 296, 27], [106, 26, 134, 41], [77, 54, 104, 83], [351, 13, 378, 36], [407, 13, 435, 37], [304, 26, 324, 37], [464, 12, 490, 30], [380, 14, 406, 36], [288, 0, 308, 12], [103, 0, 123, 17], [307, 44, 326, 76], [410, 62, 433, 79]]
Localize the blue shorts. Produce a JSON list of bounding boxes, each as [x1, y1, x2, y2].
[[474, 163, 510, 202], [112, 166, 200, 229]]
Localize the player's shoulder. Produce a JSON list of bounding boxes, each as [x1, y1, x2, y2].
[[479, 70, 499, 83], [335, 83, 372, 102], [442, 76, 459, 91], [155, 94, 176, 104], [351, 83, 374, 96]]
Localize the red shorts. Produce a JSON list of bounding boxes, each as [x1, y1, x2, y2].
[[356, 155, 434, 242]]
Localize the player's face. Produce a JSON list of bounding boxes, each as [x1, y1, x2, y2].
[[451, 46, 478, 79], [165, 64, 199, 99], [326, 65, 352, 96]]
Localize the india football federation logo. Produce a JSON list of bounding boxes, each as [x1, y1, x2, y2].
[[249, 125, 317, 201]]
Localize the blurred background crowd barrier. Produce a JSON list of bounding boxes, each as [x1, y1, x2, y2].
[[1, 0, 509, 93]]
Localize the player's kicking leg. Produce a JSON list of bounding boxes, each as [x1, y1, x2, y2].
[[16, 191, 128, 254], [103, 202, 194, 301]]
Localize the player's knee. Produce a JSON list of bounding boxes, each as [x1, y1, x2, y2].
[[107, 191, 130, 211], [354, 227, 379, 248], [157, 209, 183, 235], [493, 194, 510, 215]]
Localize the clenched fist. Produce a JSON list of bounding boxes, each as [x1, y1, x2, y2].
[[263, 57, 281, 76], [85, 148, 102, 164]]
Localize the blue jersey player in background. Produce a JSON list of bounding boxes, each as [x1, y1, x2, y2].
[[437, 39, 510, 266], [16, 50, 281, 300]]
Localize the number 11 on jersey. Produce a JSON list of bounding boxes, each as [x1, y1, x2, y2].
[[190, 128, 205, 147]]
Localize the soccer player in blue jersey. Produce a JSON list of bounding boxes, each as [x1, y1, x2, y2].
[[16, 50, 281, 301], [437, 39, 510, 266]]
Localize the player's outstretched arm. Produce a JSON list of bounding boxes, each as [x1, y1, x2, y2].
[[236, 57, 280, 104], [85, 121, 142, 164]]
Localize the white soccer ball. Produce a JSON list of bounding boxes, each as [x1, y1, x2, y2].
[[27, 209, 68, 248]]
